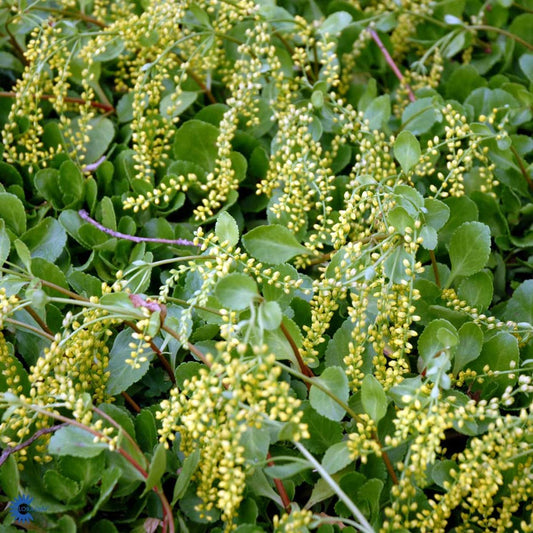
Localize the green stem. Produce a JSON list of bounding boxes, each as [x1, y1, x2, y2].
[[4, 317, 55, 341], [469, 25, 533, 51]]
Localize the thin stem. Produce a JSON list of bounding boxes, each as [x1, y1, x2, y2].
[[93, 405, 145, 464], [79, 210, 197, 246], [510, 145, 533, 191], [165, 296, 222, 315], [24, 306, 53, 335], [469, 24, 533, 52], [4, 317, 55, 342], [429, 250, 441, 288], [174, 53, 216, 104], [5, 23, 28, 66], [125, 320, 176, 384], [369, 29, 415, 102], [24, 6, 107, 28], [279, 321, 314, 383], [294, 442, 375, 533], [121, 391, 141, 413], [267, 452, 292, 513], [160, 324, 210, 367], [0, 91, 114, 112], [0, 424, 67, 467]]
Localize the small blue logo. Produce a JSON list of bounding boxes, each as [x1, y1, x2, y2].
[[9, 494, 34, 523]]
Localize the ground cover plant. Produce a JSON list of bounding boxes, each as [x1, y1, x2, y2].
[[0, 0, 532, 531]]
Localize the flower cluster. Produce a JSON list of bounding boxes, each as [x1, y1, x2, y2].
[[0, 291, 117, 462], [157, 342, 308, 528], [273, 508, 313, 532], [419, 408, 533, 532]]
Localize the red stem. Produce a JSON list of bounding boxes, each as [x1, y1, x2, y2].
[[267, 452, 292, 513], [369, 30, 416, 102], [79, 210, 196, 246]]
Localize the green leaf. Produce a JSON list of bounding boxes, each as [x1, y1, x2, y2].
[[49, 426, 108, 458], [21, 218, 67, 262], [215, 211, 239, 247], [34, 168, 63, 209], [106, 329, 154, 395], [468, 332, 519, 394], [215, 272, 258, 310], [144, 443, 167, 494], [394, 131, 421, 174], [240, 426, 270, 463], [0, 454, 18, 499], [306, 478, 336, 509], [457, 271, 493, 311], [246, 469, 283, 507], [418, 319, 457, 365], [172, 449, 201, 504], [31, 258, 69, 297], [98, 404, 136, 438], [443, 31, 466, 58], [420, 225, 438, 250], [322, 441, 353, 474], [364, 94, 390, 131], [361, 374, 387, 423], [389, 376, 423, 407], [519, 53, 533, 83], [116, 93, 134, 123], [388, 206, 414, 235], [437, 327, 458, 347], [258, 300, 282, 330], [81, 466, 121, 522], [310, 366, 349, 421], [431, 460, 457, 489], [423, 198, 450, 231], [300, 405, 343, 453], [59, 160, 84, 206], [504, 280, 533, 325], [448, 221, 491, 281], [319, 11, 352, 35], [356, 478, 383, 521], [43, 470, 81, 503], [160, 91, 198, 119], [77, 117, 115, 164], [401, 97, 442, 135], [135, 409, 158, 453], [14, 239, 31, 270], [0, 220, 10, 267], [172, 119, 219, 172], [242, 224, 309, 264], [453, 322, 483, 375], [265, 459, 311, 479], [383, 246, 412, 284], [0, 192, 26, 234], [58, 453, 104, 490]]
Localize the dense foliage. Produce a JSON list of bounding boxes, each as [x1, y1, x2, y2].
[[0, 0, 532, 531]]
